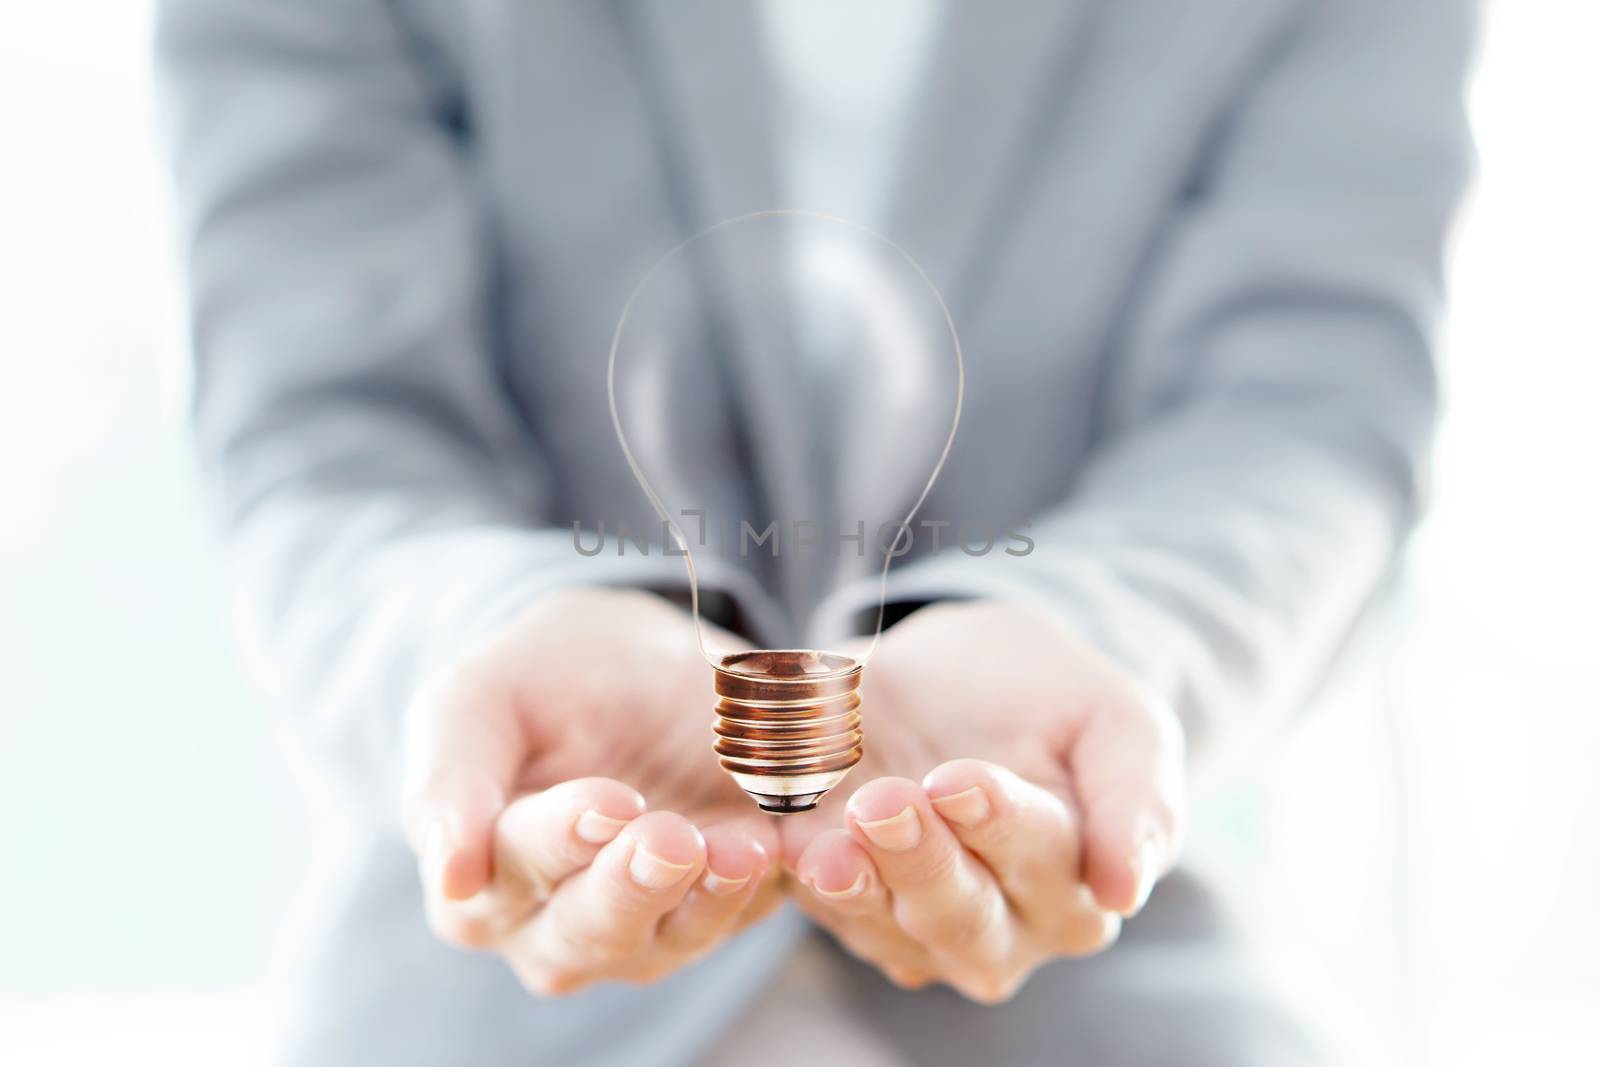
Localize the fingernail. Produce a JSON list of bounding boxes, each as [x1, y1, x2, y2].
[[813, 870, 868, 900], [575, 809, 629, 845], [854, 805, 922, 851], [1126, 836, 1161, 916], [701, 869, 752, 896], [929, 785, 991, 827], [628, 844, 694, 889]]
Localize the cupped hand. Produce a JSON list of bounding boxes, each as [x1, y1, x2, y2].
[[782, 600, 1186, 1003], [399, 588, 780, 994]]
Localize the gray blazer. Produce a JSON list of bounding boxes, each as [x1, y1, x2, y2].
[[157, 1, 1474, 1063]]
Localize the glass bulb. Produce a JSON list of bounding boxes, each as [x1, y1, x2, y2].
[[607, 210, 962, 813]]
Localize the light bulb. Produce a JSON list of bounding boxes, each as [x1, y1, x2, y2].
[[607, 210, 962, 813]]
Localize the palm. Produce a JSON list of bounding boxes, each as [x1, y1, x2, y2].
[[780, 602, 1083, 857], [500, 590, 754, 824]]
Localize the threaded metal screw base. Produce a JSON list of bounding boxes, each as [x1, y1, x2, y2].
[[712, 650, 863, 815]]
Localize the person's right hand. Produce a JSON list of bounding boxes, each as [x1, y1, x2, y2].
[[399, 588, 780, 995]]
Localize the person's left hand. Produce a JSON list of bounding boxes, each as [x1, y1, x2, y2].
[[779, 600, 1186, 1003]]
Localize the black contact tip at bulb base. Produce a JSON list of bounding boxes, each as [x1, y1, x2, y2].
[[751, 792, 827, 814]]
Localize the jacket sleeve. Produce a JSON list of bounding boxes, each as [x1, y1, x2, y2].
[[156, 0, 659, 812], [864, 0, 1478, 757]]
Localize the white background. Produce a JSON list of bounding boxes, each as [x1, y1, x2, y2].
[[0, 2, 1595, 1062]]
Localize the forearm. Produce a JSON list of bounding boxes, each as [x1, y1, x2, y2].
[[156, 0, 658, 807], [222, 485, 580, 804], [871, 404, 1413, 755]]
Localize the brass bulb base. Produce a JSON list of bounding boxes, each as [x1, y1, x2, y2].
[[712, 650, 864, 814]]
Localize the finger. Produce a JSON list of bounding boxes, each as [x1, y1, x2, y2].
[[656, 819, 774, 954], [1069, 684, 1186, 916], [922, 760, 1079, 911], [401, 663, 528, 901], [776, 802, 841, 873], [844, 778, 1013, 964], [793, 828, 935, 989], [795, 828, 882, 916], [922, 759, 1118, 953], [495, 778, 646, 902], [512, 811, 705, 986], [424, 778, 645, 950], [1083, 778, 1180, 917]]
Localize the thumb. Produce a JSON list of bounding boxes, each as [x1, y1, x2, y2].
[[1070, 683, 1185, 917], [402, 667, 527, 901]]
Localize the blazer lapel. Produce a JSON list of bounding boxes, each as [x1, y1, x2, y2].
[[885, 0, 1102, 323], [627, 0, 782, 225]]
